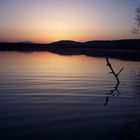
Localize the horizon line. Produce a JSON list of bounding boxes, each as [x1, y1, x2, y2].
[[1, 38, 140, 45]]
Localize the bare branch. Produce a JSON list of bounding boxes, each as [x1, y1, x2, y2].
[[105, 58, 123, 106], [106, 57, 123, 84], [117, 68, 124, 76]]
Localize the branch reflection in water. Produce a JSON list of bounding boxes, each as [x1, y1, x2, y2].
[[104, 58, 123, 106], [104, 82, 120, 106]]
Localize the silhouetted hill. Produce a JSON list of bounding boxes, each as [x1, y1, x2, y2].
[[84, 39, 140, 50], [49, 40, 82, 47], [0, 39, 140, 61], [1, 39, 140, 50]]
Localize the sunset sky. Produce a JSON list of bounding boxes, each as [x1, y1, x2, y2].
[[0, 0, 140, 43]]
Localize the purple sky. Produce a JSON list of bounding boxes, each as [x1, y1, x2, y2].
[[0, 0, 140, 43]]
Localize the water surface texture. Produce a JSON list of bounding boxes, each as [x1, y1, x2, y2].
[[0, 52, 140, 140]]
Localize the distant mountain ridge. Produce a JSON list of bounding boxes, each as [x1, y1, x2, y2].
[[0, 39, 140, 50], [83, 39, 140, 50], [47, 39, 140, 50], [48, 40, 82, 47], [0, 39, 140, 61]]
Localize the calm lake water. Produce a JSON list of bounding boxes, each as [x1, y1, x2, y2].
[[0, 52, 140, 140]]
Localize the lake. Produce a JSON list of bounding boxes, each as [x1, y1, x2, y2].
[[0, 52, 140, 140]]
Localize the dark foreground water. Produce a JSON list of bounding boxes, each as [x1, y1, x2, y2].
[[0, 52, 140, 140]]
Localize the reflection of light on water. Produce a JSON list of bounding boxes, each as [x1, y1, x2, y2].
[[0, 52, 107, 76], [0, 52, 140, 140], [0, 52, 139, 97]]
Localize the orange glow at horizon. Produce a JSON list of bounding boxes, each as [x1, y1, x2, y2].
[[0, 51, 106, 76], [0, 0, 140, 43]]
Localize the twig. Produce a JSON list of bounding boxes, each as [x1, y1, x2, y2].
[[117, 68, 124, 76], [106, 57, 123, 84], [104, 57, 124, 106]]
